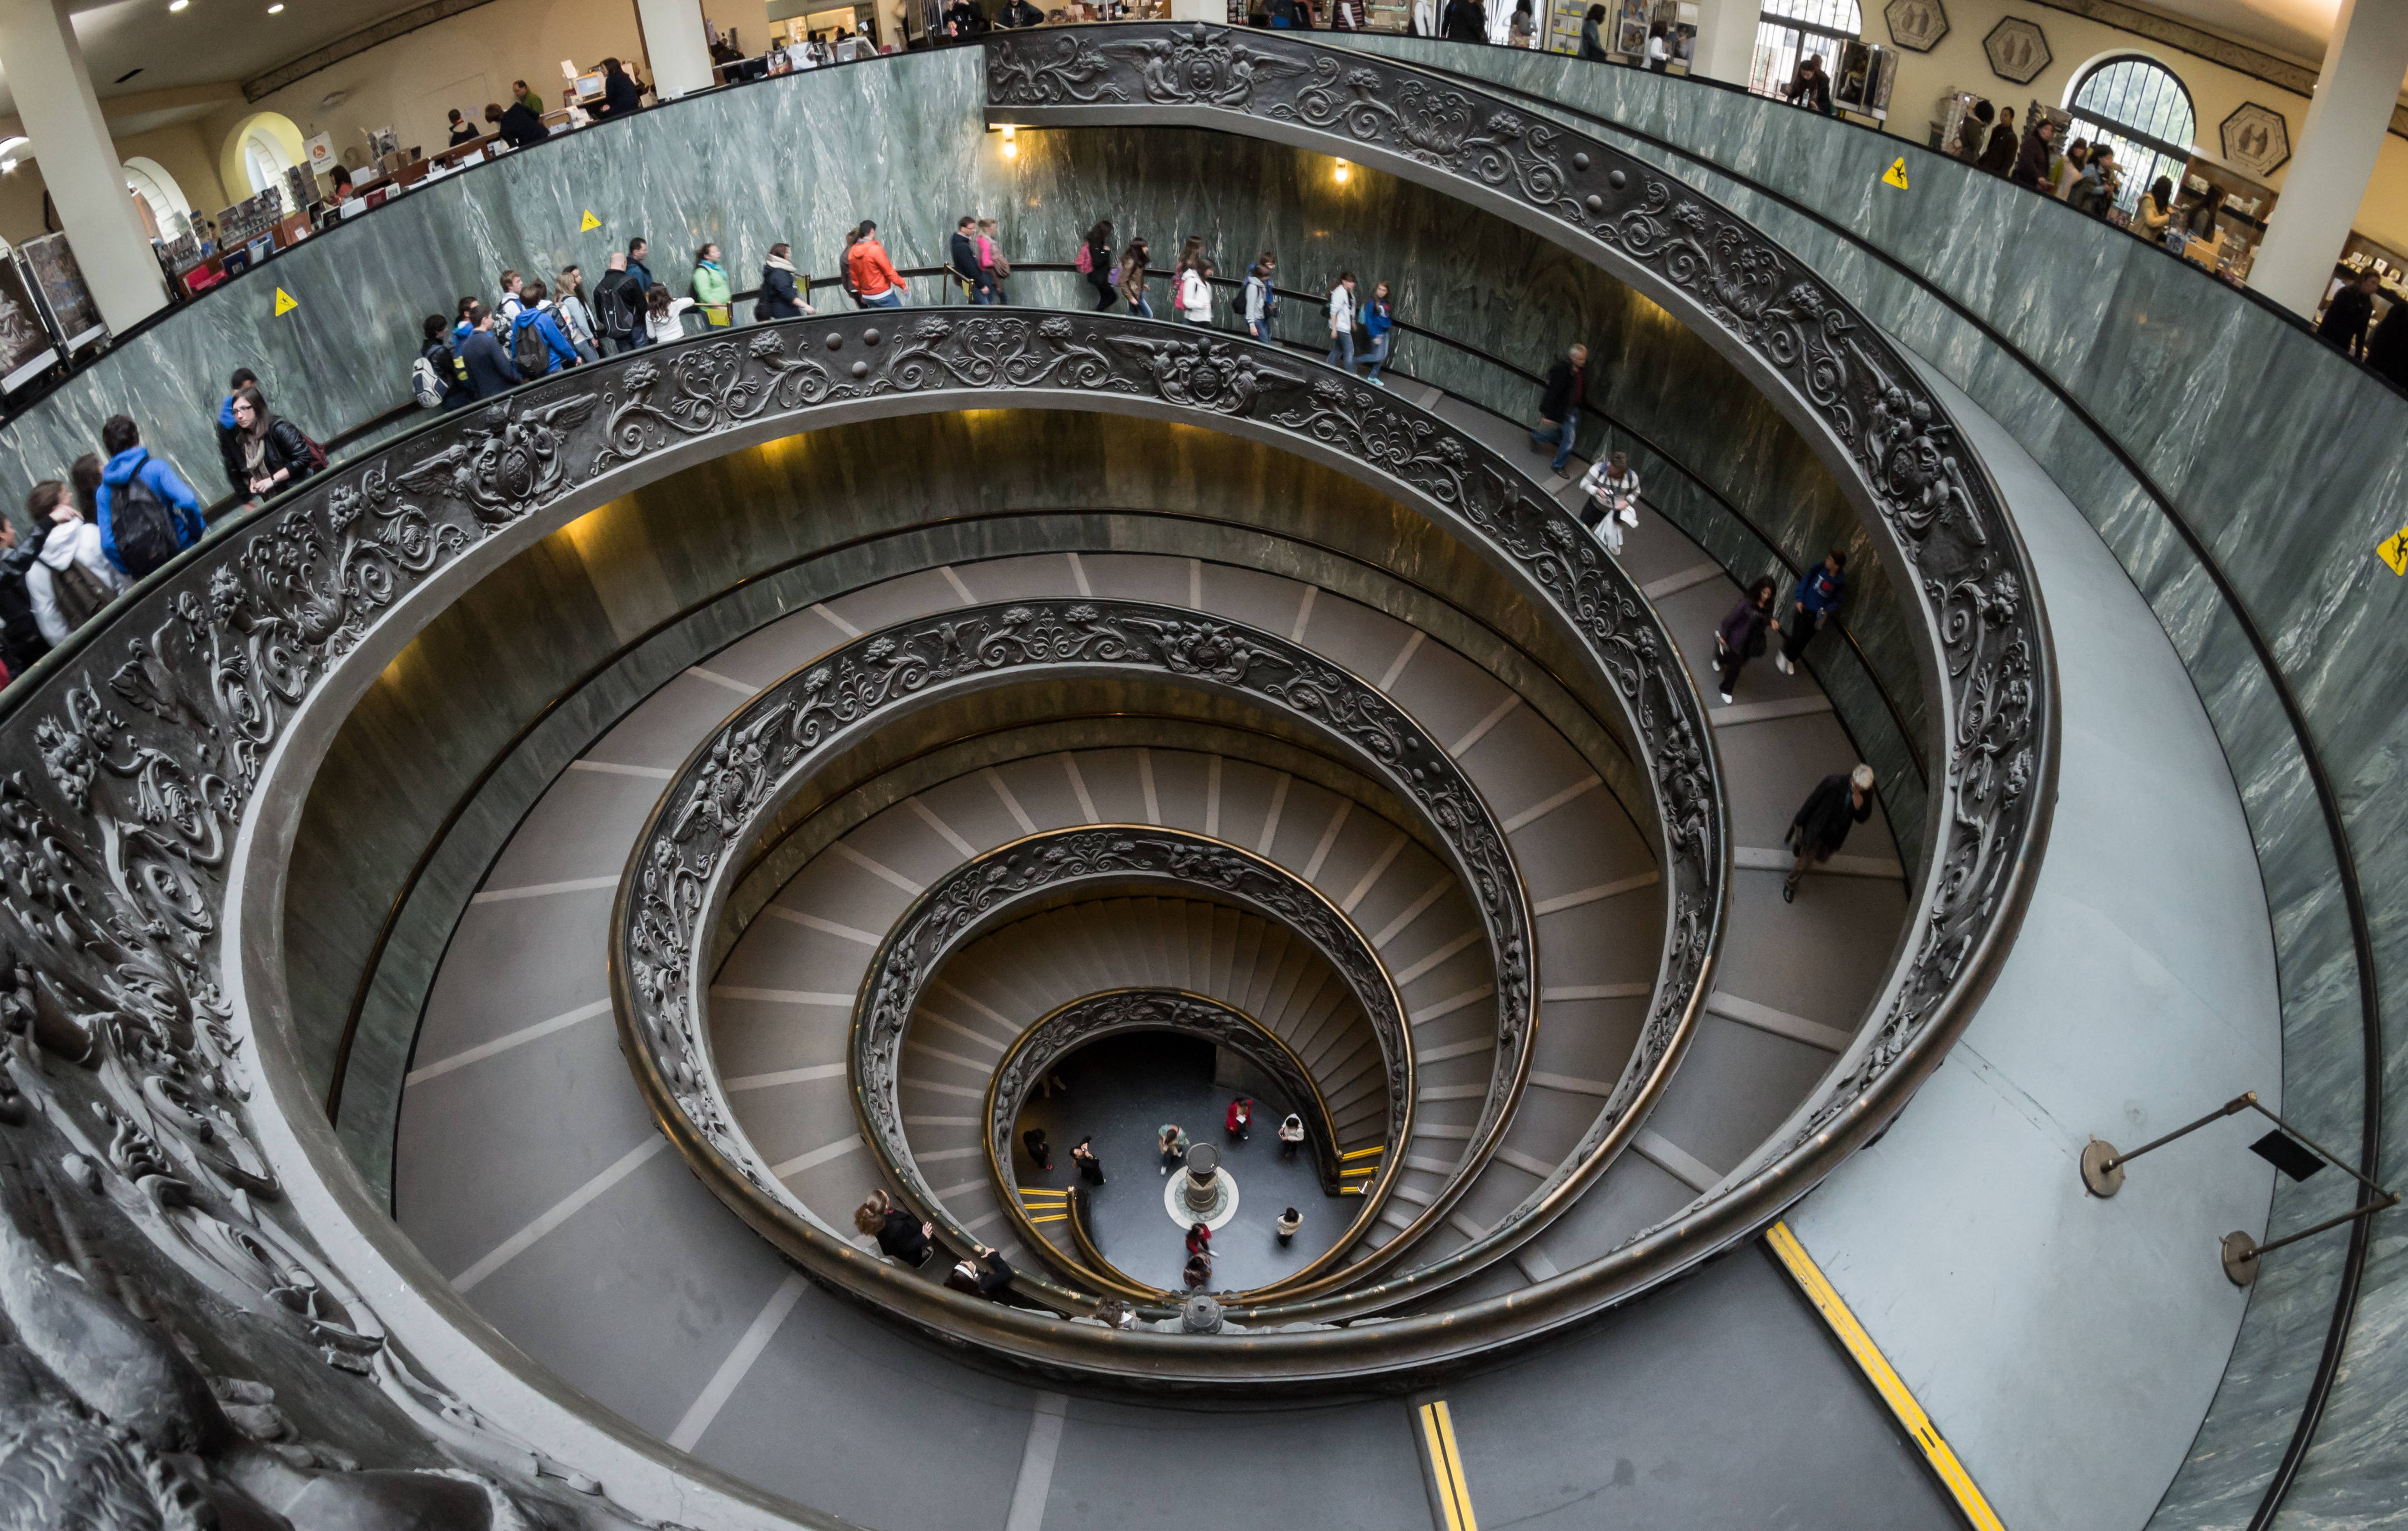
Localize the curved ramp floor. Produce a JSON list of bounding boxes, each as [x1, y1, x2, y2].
[[393, 529, 1924, 1524]]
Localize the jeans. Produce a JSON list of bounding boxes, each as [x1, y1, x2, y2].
[[1326, 329, 1354, 369], [572, 339, 602, 364], [1357, 330, 1389, 381], [862, 287, 903, 308], [1531, 406, 1580, 473], [1128, 296, 1153, 318]]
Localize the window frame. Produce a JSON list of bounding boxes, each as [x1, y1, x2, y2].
[[2063, 52, 2198, 216], [1748, 0, 1862, 100]]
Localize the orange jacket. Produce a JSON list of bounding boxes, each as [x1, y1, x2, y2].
[[846, 236, 900, 297]]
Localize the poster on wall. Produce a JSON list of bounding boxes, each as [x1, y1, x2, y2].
[[1882, 0, 1947, 52], [2220, 103, 2291, 178], [17, 233, 105, 354], [0, 257, 58, 393], [1983, 17, 2050, 84]]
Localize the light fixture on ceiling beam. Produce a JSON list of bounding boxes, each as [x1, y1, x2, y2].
[[168, 0, 188, 11]]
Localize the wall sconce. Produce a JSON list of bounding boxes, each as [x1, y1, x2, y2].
[[2083, 1090, 2399, 1286], [1001, 124, 1017, 159], [1333, 158, 1351, 184]]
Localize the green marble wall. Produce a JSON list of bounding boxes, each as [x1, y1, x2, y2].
[[1324, 35, 2408, 1531]]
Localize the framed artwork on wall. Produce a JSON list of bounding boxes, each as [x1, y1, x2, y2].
[[1883, 0, 1947, 53], [1983, 17, 2050, 84], [2220, 103, 2291, 178]]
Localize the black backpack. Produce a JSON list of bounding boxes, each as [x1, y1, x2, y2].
[[0, 542, 47, 675], [511, 317, 550, 381], [48, 553, 110, 631], [594, 274, 640, 339], [109, 456, 183, 579]]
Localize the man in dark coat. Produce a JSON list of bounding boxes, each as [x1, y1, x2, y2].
[[2011, 119, 2056, 189], [2319, 271, 2377, 361], [485, 100, 549, 149], [1785, 765, 1875, 903], [2366, 296, 2408, 388], [1529, 343, 1589, 474]]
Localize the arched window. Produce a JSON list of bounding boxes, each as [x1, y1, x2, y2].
[[2064, 54, 2196, 215], [242, 128, 293, 209], [1750, 0, 1860, 97], [122, 158, 192, 238]]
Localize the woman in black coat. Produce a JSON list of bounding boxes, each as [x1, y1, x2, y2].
[[1713, 576, 1780, 704], [755, 242, 810, 320], [1083, 221, 1117, 312], [946, 1245, 1014, 1298], [230, 385, 317, 501], [597, 59, 643, 118]]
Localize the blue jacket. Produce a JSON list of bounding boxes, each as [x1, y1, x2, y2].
[[1363, 297, 1393, 339], [97, 446, 205, 574], [511, 308, 579, 374], [1796, 563, 1846, 620]]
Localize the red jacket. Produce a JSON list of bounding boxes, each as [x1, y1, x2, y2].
[[846, 237, 901, 298], [1226, 1099, 1251, 1132]]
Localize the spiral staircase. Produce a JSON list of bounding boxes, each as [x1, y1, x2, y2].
[[0, 23, 2372, 1531]]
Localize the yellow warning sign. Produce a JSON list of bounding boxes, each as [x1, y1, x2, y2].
[[579, 209, 601, 232], [272, 287, 299, 316], [1881, 157, 1911, 191], [2379, 526, 2408, 575]]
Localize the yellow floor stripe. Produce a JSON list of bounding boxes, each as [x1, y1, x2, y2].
[[1765, 1222, 2005, 1531], [1416, 1399, 1478, 1531], [1025, 1213, 1068, 1224], [1342, 1144, 1387, 1159]]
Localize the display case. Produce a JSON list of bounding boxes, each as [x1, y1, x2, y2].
[[1831, 40, 1896, 121], [2174, 152, 2277, 287], [16, 233, 104, 358]]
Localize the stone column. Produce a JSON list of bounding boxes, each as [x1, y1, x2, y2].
[[634, 0, 716, 101], [2247, 0, 2408, 317], [0, 0, 164, 333], [1687, 0, 1760, 90]]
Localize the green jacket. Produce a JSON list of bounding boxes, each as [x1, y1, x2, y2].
[[690, 260, 731, 308], [519, 89, 548, 115]]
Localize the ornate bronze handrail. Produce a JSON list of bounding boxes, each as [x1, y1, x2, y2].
[[614, 597, 1509, 1303], [984, 987, 1353, 1300]]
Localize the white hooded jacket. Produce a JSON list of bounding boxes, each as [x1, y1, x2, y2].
[[28, 519, 127, 645]]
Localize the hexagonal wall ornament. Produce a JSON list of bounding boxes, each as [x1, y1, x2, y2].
[[1884, 0, 1948, 52], [1983, 17, 2050, 84], [2220, 102, 2291, 177]]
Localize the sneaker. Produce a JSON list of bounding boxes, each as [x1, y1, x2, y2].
[[1774, 653, 1793, 676], [1719, 691, 1733, 704], [1782, 881, 1796, 904]]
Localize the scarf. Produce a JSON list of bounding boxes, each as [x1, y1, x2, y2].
[[764, 254, 797, 274]]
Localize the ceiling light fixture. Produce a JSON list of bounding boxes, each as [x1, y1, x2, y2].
[[168, 0, 188, 11], [268, 3, 283, 10]]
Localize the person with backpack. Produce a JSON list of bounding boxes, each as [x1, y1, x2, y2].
[[946, 215, 987, 304], [413, 315, 469, 410], [976, 218, 1009, 306], [1178, 256, 1215, 326], [1356, 278, 1394, 384], [94, 417, 206, 580], [0, 489, 60, 674], [214, 367, 260, 499], [23, 479, 121, 646], [1577, 448, 1640, 553], [592, 253, 644, 352], [509, 281, 580, 378], [690, 244, 733, 327], [554, 267, 603, 361], [457, 303, 520, 398], [1242, 251, 1277, 339], [1775, 549, 1847, 676], [230, 386, 322, 501], [1081, 220, 1116, 312], [756, 243, 812, 320], [626, 238, 655, 296]]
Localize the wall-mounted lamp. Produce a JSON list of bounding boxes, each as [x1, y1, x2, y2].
[[1333, 158, 1351, 184], [1001, 124, 1017, 160], [2083, 1090, 2399, 1286]]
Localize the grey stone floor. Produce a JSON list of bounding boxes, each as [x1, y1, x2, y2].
[[1012, 1032, 1343, 1292]]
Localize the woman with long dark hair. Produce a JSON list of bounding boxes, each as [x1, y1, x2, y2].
[[230, 385, 318, 501], [1713, 576, 1781, 705], [1084, 220, 1118, 311]]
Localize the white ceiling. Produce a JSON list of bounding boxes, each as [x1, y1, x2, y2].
[[0, 0, 2381, 126]]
